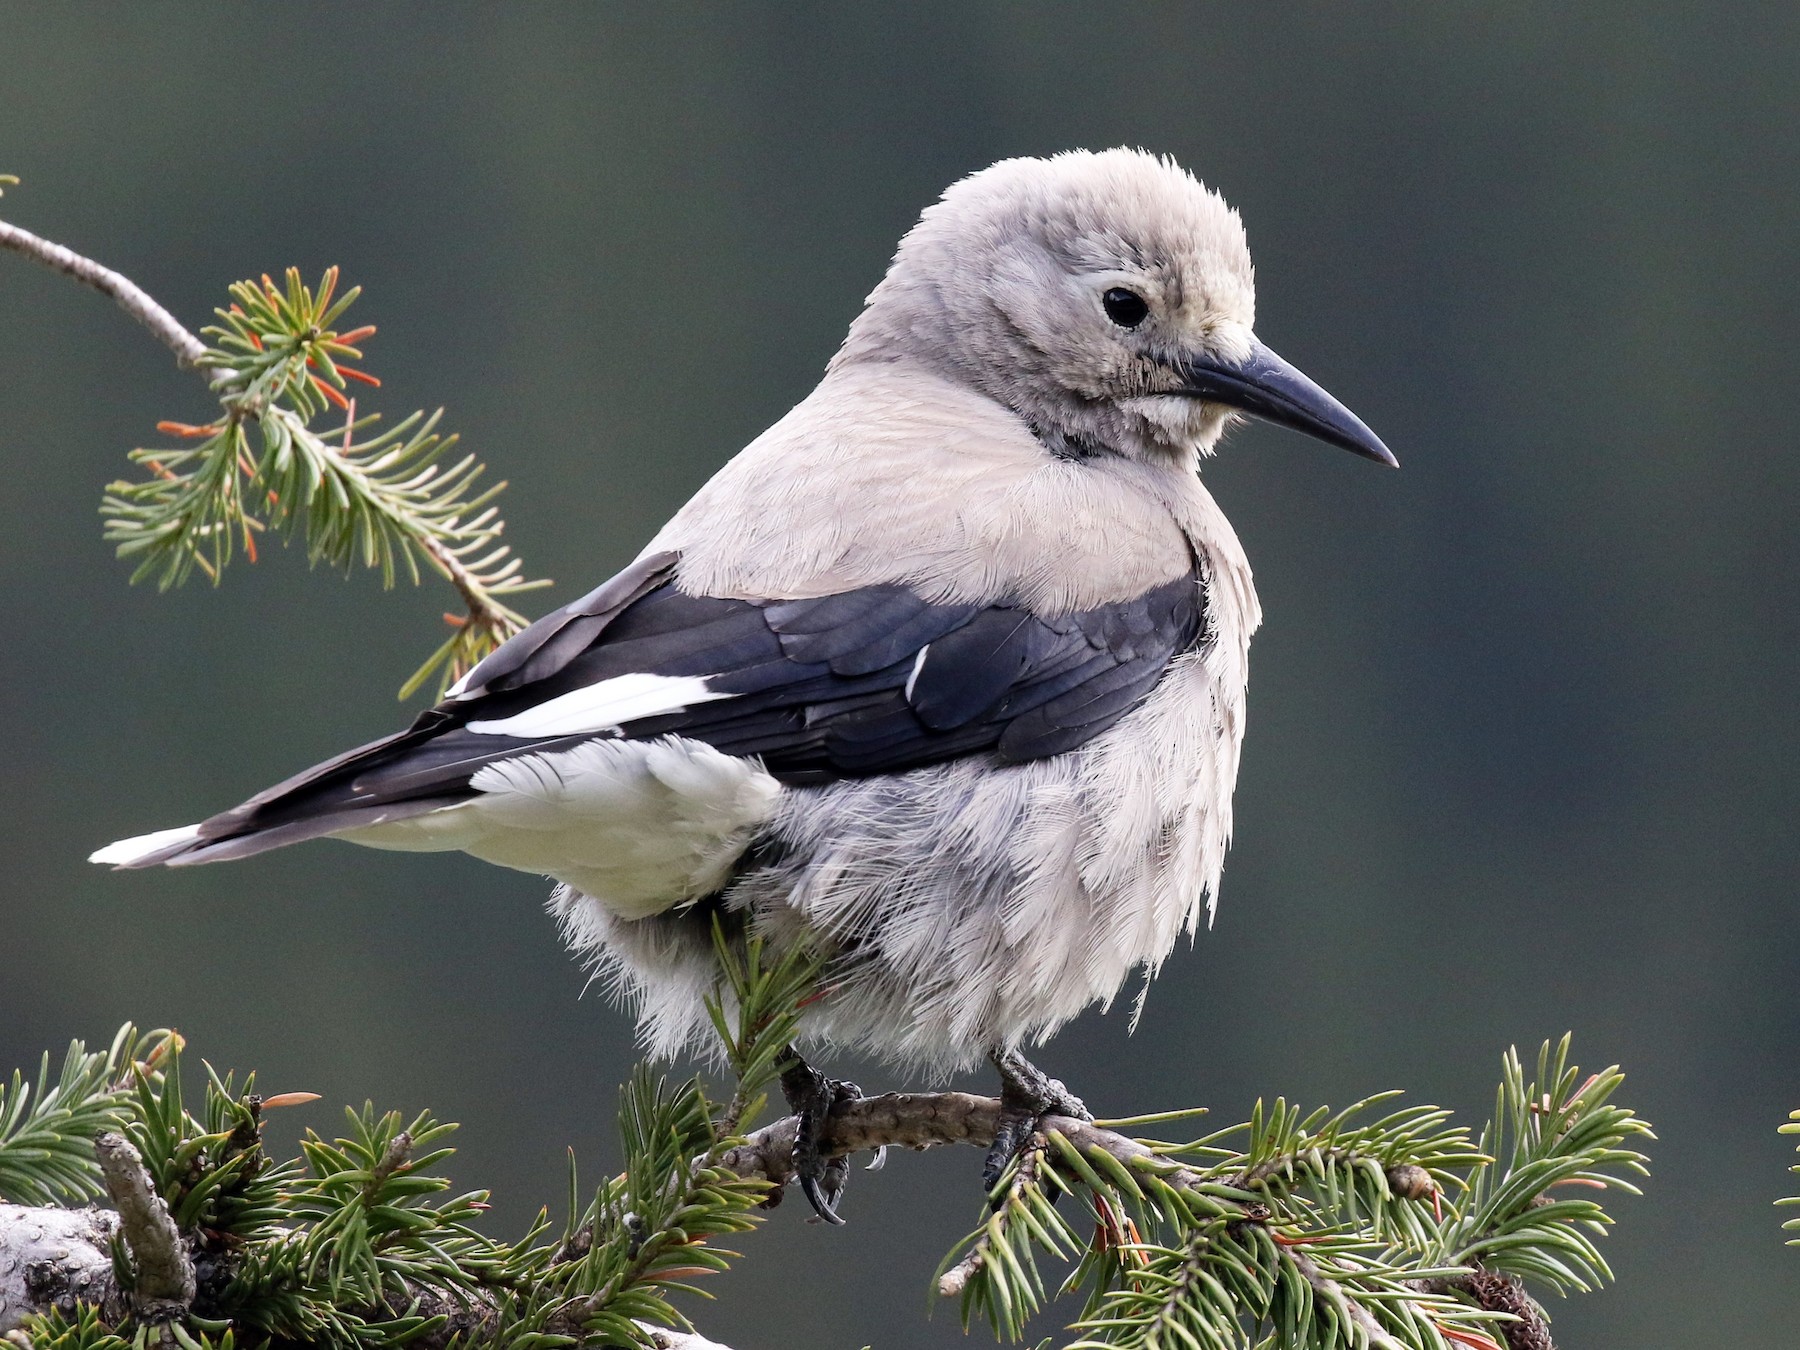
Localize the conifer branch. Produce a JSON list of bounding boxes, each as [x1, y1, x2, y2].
[[0, 1019, 1648, 1350], [717, 1048, 1645, 1350], [0, 1027, 161, 1207], [0, 205, 550, 697], [1289, 1248, 1406, 1350]]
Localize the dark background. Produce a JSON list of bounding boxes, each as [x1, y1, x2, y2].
[[3, 5, 1796, 1345]]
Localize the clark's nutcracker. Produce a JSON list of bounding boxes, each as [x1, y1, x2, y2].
[[92, 149, 1394, 1220]]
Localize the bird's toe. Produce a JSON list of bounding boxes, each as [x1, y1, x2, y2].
[[779, 1051, 864, 1225], [983, 1048, 1093, 1197]]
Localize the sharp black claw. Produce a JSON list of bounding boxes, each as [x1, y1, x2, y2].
[[799, 1172, 846, 1226], [778, 1048, 865, 1225]]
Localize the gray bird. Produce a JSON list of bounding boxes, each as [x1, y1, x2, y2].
[[92, 149, 1394, 1221]]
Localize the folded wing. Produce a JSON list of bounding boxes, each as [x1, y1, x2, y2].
[[96, 550, 1205, 868]]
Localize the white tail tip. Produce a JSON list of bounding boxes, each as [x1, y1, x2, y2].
[[89, 823, 202, 867]]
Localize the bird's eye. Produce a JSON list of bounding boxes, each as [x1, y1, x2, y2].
[[1102, 287, 1149, 328]]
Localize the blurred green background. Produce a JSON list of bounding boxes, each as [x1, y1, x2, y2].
[[3, 4, 1796, 1345]]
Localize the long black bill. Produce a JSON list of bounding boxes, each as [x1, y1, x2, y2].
[[1175, 339, 1398, 467]]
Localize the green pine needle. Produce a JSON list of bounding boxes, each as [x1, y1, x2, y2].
[[98, 267, 550, 698], [2, 1022, 1651, 1350], [6, 1025, 769, 1350], [2, 927, 821, 1350], [944, 1037, 1652, 1350], [704, 919, 824, 1136], [0, 1026, 171, 1206]]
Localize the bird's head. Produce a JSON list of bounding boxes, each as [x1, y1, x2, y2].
[[837, 148, 1395, 469]]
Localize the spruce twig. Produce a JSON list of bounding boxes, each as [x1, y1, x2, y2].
[[0, 1027, 171, 1209], [1288, 1248, 1406, 1350], [0, 1026, 1648, 1350], [0, 209, 549, 697]]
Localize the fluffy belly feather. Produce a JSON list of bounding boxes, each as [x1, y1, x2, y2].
[[555, 651, 1239, 1070]]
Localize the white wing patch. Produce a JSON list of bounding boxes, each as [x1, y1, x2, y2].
[[340, 735, 780, 919], [464, 673, 728, 738]]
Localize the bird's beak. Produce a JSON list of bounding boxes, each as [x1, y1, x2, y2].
[[1173, 339, 1398, 467]]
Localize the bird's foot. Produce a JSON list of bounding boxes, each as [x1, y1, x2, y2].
[[778, 1048, 865, 1225], [983, 1048, 1092, 1193]]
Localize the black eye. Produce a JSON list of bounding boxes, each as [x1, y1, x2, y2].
[[1102, 287, 1149, 328]]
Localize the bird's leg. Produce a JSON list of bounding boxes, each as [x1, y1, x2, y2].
[[984, 1047, 1093, 1192], [777, 1047, 864, 1225]]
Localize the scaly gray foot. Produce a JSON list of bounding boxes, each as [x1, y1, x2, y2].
[[984, 1047, 1092, 1193]]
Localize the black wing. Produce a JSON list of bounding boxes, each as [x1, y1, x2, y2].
[[162, 553, 1205, 862]]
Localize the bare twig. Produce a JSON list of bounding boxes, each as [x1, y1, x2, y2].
[[718, 1089, 1210, 1193], [934, 1245, 985, 1300], [0, 218, 207, 368], [92, 1132, 194, 1309]]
